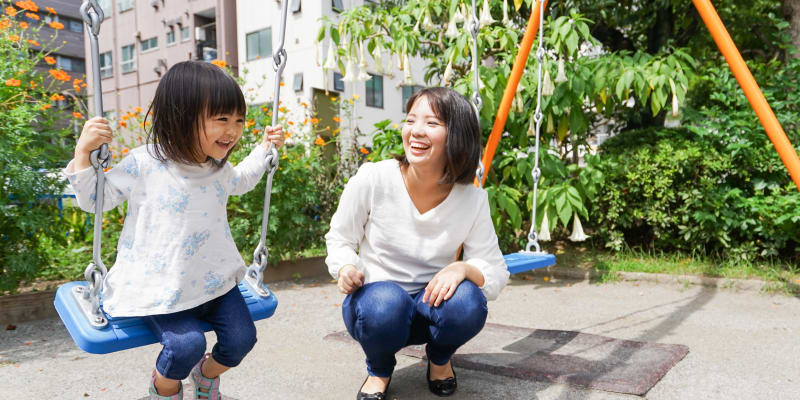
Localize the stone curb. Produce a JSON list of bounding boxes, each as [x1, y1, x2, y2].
[[519, 266, 771, 292]]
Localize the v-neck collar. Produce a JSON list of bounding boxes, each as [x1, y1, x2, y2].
[[396, 161, 456, 217]]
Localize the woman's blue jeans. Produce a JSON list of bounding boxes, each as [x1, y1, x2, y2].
[[342, 280, 488, 377], [145, 286, 258, 380]]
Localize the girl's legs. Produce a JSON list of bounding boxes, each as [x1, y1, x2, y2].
[[342, 281, 416, 392], [146, 311, 208, 396], [413, 280, 488, 378]]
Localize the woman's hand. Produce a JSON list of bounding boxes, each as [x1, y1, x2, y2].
[[423, 263, 468, 307], [263, 125, 285, 149], [73, 117, 113, 171], [337, 264, 364, 295]]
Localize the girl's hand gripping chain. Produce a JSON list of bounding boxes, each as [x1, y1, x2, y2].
[[74, 116, 113, 170], [263, 125, 286, 149]]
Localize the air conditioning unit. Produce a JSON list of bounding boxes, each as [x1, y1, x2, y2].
[[150, 0, 159, 9], [167, 18, 176, 26], [175, 16, 183, 26]]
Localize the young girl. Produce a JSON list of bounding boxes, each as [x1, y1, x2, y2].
[[64, 60, 285, 399], [326, 87, 509, 399]]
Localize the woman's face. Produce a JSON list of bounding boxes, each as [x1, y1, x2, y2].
[[402, 95, 448, 172]]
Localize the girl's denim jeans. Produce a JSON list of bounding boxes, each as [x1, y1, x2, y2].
[[145, 286, 257, 380]]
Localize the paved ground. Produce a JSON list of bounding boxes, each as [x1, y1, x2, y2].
[[2, 275, 799, 399]]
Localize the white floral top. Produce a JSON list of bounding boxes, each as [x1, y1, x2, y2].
[[63, 144, 269, 317]]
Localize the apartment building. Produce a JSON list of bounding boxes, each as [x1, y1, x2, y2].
[[83, 0, 238, 123], [236, 0, 427, 148]]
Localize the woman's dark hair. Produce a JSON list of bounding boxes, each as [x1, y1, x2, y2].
[[145, 60, 247, 167], [396, 87, 482, 184]]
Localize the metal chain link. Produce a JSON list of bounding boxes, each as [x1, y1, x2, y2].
[[470, 0, 484, 187], [526, 1, 547, 253], [247, 0, 289, 295], [79, 0, 109, 327]]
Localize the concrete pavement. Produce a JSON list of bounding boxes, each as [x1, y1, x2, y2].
[[2, 275, 799, 399]]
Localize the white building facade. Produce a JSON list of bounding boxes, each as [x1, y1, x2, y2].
[[236, 0, 428, 148]]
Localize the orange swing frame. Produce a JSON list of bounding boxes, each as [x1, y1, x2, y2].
[[479, 0, 800, 193]]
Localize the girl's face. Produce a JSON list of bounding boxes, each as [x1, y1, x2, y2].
[[402, 95, 448, 172], [198, 112, 245, 161]]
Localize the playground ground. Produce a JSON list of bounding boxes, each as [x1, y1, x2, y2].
[[2, 274, 799, 399]]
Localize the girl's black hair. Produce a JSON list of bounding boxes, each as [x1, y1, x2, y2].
[[145, 60, 247, 167], [396, 87, 482, 185]]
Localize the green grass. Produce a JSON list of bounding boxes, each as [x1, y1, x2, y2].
[[548, 242, 800, 296]]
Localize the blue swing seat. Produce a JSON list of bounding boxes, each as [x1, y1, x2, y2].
[[54, 281, 278, 354], [504, 252, 556, 274]]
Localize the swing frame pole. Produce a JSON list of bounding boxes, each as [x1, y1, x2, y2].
[[478, 0, 549, 187], [693, 0, 800, 192]]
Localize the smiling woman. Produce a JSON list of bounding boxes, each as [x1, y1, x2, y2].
[[325, 87, 509, 399]]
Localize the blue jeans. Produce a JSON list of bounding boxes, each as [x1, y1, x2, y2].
[[342, 280, 488, 377], [145, 286, 257, 380]]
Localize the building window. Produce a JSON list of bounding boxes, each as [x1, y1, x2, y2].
[[402, 84, 425, 112], [365, 73, 383, 108], [118, 0, 134, 12], [365, 0, 380, 9], [99, 51, 113, 78], [121, 44, 136, 73], [181, 26, 191, 42], [166, 29, 176, 45], [44, 14, 58, 24], [293, 73, 303, 91], [69, 19, 83, 33], [332, 0, 344, 13], [57, 56, 85, 73], [246, 28, 272, 61], [333, 71, 344, 92], [97, 0, 111, 18], [140, 37, 158, 52], [291, 0, 301, 13]]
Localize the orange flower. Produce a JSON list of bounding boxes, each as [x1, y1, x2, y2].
[[246, 119, 255, 128], [119, 120, 127, 128], [134, 106, 142, 113], [5, 7, 17, 17], [279, 81, 285, 87], [311, 118, 319, 124], [18, 21, 27, 29], [210, 59, 226, 68], [49, 69, 71, 81], [301, 102, 308, 108], [45, 7, 55, 14], [26, 39, 40, 47], [252, 128, 259, 134], [44, 56, 56, 65], [24, 12, 39, 21], [15, 1, 38, 12], [40, 103, 52, 110], [278, 106, 287, 113], [314, 136, 326, 146], [48, 21, 63, 30], [49, 93, 65, 101], [122, 148, 129, 155], [332, 116, 342, 123], [332, 127, 341, 135], [72, 112, 83, 119], [359, 147, 369, 154], [0, 19, 11, 30], [8, 34, 19, 41], [284, 131, 292, 139], [5, 78, 21, 87], [28, 80, 36, 88], [287, 121, 294, 126]]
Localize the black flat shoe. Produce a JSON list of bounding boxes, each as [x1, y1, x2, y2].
[[356, 375, 391, 400], [427, 360, 457, 397]]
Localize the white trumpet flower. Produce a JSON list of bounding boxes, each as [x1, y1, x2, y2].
[[671, 92, 680, 117], [446, 12, 460, 39], [555, 57, 568, 83], [527, 113, 535, 136], [373, 43, 385, 74], [342, 56, 357, 82], [479, 0, 495, 27], [542, 68, 555, 96], [358, 41, 368, 69], [454, 6, 465, 24], [546, 114, 555, 134], [568, 213, 588, 242], [539, 213, 551, 242], [443, 56, 454, 86], [422, 9, 435, 31], [502, 0, 510, 25], [314, 40, 320, 66], [403, 53, 413, 85], [323, 40, 337, 70], [515, 83, 525, 113], [357, 66, 371, 82]]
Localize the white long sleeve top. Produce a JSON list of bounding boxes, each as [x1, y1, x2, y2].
[[325, 160, 509, 300], [63, 144, 269, 317]]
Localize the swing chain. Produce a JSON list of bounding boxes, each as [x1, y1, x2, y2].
[[469, 0, 482, 112], [246, 0, 289, 297], [79, 0, 103, 36], [525, 0, 547, 254]]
